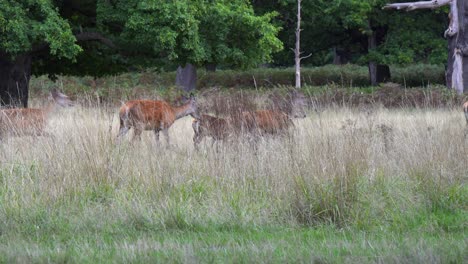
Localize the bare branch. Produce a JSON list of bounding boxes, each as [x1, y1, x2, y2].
[[384, 0, 458, 38], [383, 0, 451, 10], [444, 1, 459, 38], [74, 32, 116, 48], [299, 53, 312, 61]]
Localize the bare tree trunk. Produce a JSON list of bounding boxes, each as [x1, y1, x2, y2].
[[294, 0, 302, 88], [176, 63, 197, 92], [294, 0, 311, 89], [384, 0, 467, 94], [368, 25, 378, 86], [446, 0, 468, 93], [0, 52, 31, 108]]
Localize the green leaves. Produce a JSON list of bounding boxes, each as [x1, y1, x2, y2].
[[97, 0, 282, 69], [200, 2, 282, 68], [0, 0, 81, 58]]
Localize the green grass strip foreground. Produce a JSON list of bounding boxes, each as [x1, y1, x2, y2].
[[0, 223, 465, 263]]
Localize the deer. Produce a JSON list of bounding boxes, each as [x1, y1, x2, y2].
[[117, 94, 199, 145], [0, 89, 73, 138], [192, 114, 230, 150], [237, 89, 307, 136]]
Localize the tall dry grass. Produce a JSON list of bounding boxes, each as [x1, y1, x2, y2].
[[0, 101, 466, 232]]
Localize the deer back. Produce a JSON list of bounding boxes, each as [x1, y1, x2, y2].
[[0, 90, 73, 136], [119, 100, 177, 130], [0, 108, 48, 135], [252, 110, 293, 134], [119, 95, 199, 131]]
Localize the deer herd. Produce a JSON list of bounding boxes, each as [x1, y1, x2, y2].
[[0, 88, 307, 147], [0, 88, 468, 147]]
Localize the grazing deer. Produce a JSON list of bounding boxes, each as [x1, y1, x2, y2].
[[0, 89, 73, 138], [192, 114, 230, 149], [463, 101, 468, 126], [117, 94, 199, 145], [238, 89, 307, 136]]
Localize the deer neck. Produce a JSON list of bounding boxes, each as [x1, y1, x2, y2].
[[173, 103, 193, 120]]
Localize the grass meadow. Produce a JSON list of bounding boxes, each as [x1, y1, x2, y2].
[[0, 97, 466, 263]]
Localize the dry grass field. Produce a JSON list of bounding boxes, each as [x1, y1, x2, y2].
[[0, 98, 466, 263]]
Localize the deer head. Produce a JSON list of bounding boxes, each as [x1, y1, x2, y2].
[[50, 89, 74, 107], [180, 93, 200, 119]]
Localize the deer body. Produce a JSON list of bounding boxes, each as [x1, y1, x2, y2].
[[237, 90, 307, 137], [117, 96, 198, 144], [192, 114, 230, 148], [0, 90, 72, 138], [240, 110, 293, 135]]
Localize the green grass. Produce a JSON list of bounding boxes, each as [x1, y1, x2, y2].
[[1, 218, 465, 263], [0, 104, 466, 263]]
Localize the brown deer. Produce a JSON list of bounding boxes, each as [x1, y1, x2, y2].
[[238, 89, 307, 136], [239, 110, 293, 136], [0, 89, 73, 138], [117, 94, 199, 144], [192, 114, 230, 149]]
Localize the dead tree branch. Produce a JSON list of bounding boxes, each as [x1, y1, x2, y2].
[[383, 0, 451, 11]]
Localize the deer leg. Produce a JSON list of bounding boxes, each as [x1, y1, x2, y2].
[[117, 126, 130, 138], [162, 129, 170, 148], [133, 128, 142, 141], [193, 133, 202, 151], [115, 126, 130, 144], [153, 129, 160, 143]]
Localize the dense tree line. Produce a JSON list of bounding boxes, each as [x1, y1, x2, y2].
[[253, 0, 447, 67], [0, 0, 451, 107]]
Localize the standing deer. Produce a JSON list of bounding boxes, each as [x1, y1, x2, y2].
[[117, 94, 199, 145], [0, 89, 73, 138], [238, 89, 307, 136], [192, 114, 230, 149]]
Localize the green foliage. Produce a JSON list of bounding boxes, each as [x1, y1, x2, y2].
[[96, 0, 282, 70], [378, 14, 447, 65], [0, 0, 81, 58], [199, 1, 283, 68], [254, 0, 448, 67]]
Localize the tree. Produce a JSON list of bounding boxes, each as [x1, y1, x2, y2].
[[0, 0, 283, 107], [293, 0, 311, 88], [0, 1, 78, 107], [384, 0, 467, 94], [253, 0, 447, 73], [0, 0, 119, 107], [97, 0, 283, 91]]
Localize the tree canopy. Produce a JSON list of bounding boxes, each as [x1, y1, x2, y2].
[[253, 0, 448, 66], [0, 0, 455, 106]]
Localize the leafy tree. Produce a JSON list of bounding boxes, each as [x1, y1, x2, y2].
[[0, 0, 282, 107], [253, 0, 447, 69]]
